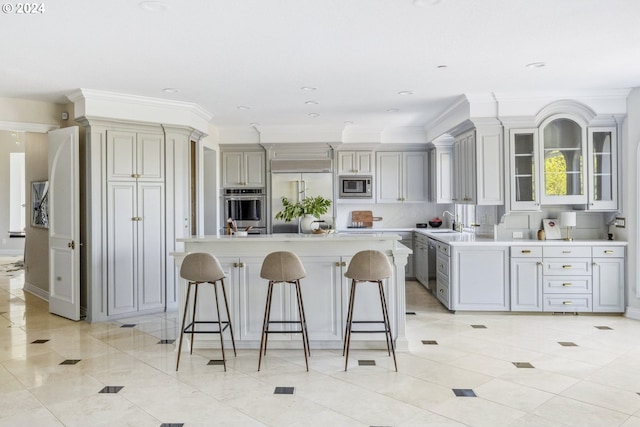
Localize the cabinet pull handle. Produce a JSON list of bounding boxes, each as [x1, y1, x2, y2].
[[239, 262, 244, 267], [562, 251, 571, 254], [562, 265, 572, 269], [233, 262, 239, 268], [562, 283, 572, 287], [593, 262, 598, 266], [132, 217, 142, 221], [562, 301, 573, 305], [521, 250, 531, 254], [342, 261, 347, 267], [537, 261, 543, 266], [604, 250, 614, 254]]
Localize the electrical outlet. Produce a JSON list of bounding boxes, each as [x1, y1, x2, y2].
[[615, 217, 626, 228], [512, 231, 523, 238]]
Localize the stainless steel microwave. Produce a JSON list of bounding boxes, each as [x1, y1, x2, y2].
[[339, 175, 372, 198]]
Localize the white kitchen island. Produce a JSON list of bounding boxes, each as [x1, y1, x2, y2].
[[173, 233, 411, 351]]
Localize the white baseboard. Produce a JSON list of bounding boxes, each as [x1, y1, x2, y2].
[[625, 306, 640, 320], [23, 281, 49, 301]]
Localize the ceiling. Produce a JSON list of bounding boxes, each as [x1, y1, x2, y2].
[[2, 0, 640, 135]]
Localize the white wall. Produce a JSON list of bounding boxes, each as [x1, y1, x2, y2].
[[622, 88, 640, 313], [0, 131, 26, 254]]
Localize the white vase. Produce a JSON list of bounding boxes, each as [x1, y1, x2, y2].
[[300, 214, 319, 233]]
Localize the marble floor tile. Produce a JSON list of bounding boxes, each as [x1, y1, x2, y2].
[[3, 265, 640, 427]]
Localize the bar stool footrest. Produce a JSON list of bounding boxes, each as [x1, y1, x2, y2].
[[182, 321, 232, 334]]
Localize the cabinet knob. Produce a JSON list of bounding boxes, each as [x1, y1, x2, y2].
[[537, 261, 543, 266], [593, 262, 598, 266], [342, 261, 347, 267], [233, 262, 239, 268], [239, 262, 244, 267], [335, 262, 341, 267]]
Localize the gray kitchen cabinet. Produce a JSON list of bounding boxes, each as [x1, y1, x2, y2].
[[435, 240, 450, 308], [222, 150, 265, 188], [592, 246, 625, 312], [427, 140, 453, 204], [510, 246, 543, 311], [452, 125, 503, 206], [337, 151, 373, 175], [451, 245, 510, 311], [376, 151, 427, 203], [414, 233, 429, 288], [542, 246, 593, 312]]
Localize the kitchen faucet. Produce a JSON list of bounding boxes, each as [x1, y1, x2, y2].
[[442, 210, 456, 231]]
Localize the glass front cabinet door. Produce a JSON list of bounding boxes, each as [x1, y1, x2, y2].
[[587, 127, 617, 210], [539, 118, 587, 205], [510, 129, 540, 211]]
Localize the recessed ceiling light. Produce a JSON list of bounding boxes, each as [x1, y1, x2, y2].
[[305, 100, 319, 105], [301, 86, 317, 91], [398, 91, 414, 95], [138, 1, 169, 12], [525, 62, 546, 68], [344, 121, 354, 125], [413, 0, 442, 6], [387, 108, 399, 113], [237, 106, 251, 110], [308, 113, 320, 118], [162, 88, 180, 93]]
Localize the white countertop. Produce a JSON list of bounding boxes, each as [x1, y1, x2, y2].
[[414, 229, 627, 246], [178, 232, 402, 243]]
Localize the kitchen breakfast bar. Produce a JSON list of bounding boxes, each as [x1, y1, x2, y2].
[[173, 233, 411, 351]]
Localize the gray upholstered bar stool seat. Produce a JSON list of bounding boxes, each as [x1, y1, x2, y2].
[[343, 250, 397, 371], [176, 253, 236, 371], [258, 251, 310, 371]]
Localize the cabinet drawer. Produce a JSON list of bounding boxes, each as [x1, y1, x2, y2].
[[543, 246, 591, 258], [592, 246, 624, 258], [544, 259, 591, 275], [436, 254, 449, 277], [544, 277, 592, 293], [436, 277, 449, 307], [543, 294, 592, 312], [415, 233, 429, 246], [511, 246, 542, 258], [436, 242, 450, 256]]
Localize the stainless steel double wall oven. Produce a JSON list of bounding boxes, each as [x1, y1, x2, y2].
[[223, 188, 267, 234]]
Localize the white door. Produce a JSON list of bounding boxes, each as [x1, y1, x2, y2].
[[48, 126, 80, 320]]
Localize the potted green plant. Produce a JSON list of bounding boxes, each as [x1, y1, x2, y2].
[[275, 195, 331, 232]]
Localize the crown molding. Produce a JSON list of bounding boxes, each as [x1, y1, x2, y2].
[[0, 121, 59, 132], [67, 88, 213, 134]]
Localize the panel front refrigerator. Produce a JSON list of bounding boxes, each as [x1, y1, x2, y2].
[[271, 173, 333, 233]]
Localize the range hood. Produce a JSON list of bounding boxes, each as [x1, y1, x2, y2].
[[271, 158, 332, 173]]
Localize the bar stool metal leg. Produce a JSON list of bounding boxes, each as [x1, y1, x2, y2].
[[176, 282, 193, 371], [212, 280, 227, 371], [190, 283, 199, 355], [293, 280, 309, 370], [344, 279, 358, 371], [220, 278, 237, 356], [258, 281, 274, 371], [378, 280, 397, 371]]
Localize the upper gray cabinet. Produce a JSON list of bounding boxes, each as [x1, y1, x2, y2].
[[222, 150, 265, 188], [508, 109, 619, 211], [451, 122, 504, 206], [337, 151, 373, 175]]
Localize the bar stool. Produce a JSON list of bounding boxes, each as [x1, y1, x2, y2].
[[258, 251, 310, 371], [176, 253, 236, 371], [343, 250, 397, 371]]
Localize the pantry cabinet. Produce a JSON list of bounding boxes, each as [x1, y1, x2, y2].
[[376, 151, 427, 203], [427, 141, 453, 204], [105, 129, 166, 316]]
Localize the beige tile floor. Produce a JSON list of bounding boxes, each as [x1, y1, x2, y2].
[[2, 255, 640, 426]]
